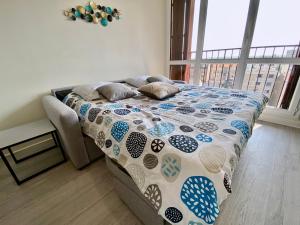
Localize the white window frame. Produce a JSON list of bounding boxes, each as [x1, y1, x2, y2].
[[166, 0, 300, 128]]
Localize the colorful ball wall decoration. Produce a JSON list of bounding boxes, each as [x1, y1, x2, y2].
[[101, 18, 108, 26], [63, 1, 121, 27]]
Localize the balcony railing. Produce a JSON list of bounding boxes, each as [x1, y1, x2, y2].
[[170, 44, 300, 110], [198, 44, 300, 60]]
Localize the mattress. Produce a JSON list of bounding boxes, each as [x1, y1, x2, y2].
[[63, 83, 267, 225]]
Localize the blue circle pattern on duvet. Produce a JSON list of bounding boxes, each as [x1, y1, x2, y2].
[[80, 103, 91, 117], [111, 121, 129, 142], [248, 99, 262, 113], [132, 107, 141, 112], [159, 103, 177, 110], [148, 122, 175, 137], [181, 176, 219, 224], [231, 120, 250, 139], [188, 92, 202, 97], [194, 103, 211, 109], [195, 133, 213, 143], [188, 221, 204, 225], [105, 103, 123, 109]]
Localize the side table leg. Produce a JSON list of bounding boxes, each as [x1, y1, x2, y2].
[[53, 131, 67, 161], [0, 149, 20, 185]]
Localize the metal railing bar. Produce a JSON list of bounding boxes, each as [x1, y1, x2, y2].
[[252, 44, 298, 49], [246, 64, 254, 90], [262, 64, 272, 92], [254, 47, 258, 59], [293, 46, 297, 58], [254, 64, 263, 92], [232, 64, 238, 88], [219, 64, 225, 88], [168, 58, 300, 66], [269, 64, 282, 99], [272, 47, 276, 58], [213, 64, 218, 87], [203, 64, 207, 84], [191, 45, 299, 55], [281, 47, 286, 58], [262, 47, 267, 58], [208, 64, 212, 86], [226, 64, 232, 87]]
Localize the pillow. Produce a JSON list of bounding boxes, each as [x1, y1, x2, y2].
[[138, 82, 180, 100], [126, 75, 149, 88], [72, 82, 111, 101], [97, 83, 136, 101], [147, 75, 174, 84]]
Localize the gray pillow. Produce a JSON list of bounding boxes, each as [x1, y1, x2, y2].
[[97, 83, 136, 101], [147, 75, 174, 84], [126, 75, 149, 88], [138, 82, 180, 100], [72, 82, 111, 101]]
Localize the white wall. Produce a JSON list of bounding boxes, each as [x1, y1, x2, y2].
[[0, 0, 166, 130]]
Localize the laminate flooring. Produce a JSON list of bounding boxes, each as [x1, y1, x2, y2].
[[0, 122, 299, 225]]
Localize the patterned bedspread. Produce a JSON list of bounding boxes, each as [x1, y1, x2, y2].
[[63, 84, 267, 225]]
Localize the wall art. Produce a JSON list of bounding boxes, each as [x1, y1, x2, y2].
[[64, 1, 120, 27]]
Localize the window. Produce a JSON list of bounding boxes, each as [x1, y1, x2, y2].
[[204, 0, 249, 51], [168, 0, 300, 113]]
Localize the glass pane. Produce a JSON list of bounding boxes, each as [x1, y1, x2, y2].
[[252, 0, 300, 49], [200, 64, 238, 88], [242, 64, 298, 109], [203, 0, 249, 53], [190, 0, 200, 60], [170, 0, 201, 60]]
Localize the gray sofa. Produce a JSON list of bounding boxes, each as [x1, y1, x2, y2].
[[42, 81, 185, 225]]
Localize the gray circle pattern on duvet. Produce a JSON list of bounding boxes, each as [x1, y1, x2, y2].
[[194, 122, 218, 133], [144, 184, 162, 211], [176, 106, 196, 114], [88, 108, 101, 122], [143, 154, 158, 169]]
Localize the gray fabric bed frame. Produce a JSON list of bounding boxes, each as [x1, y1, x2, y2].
[[42, 80, 184, 225]]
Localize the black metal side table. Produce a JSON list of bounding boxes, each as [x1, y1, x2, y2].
[[0, 119, 67, 185]]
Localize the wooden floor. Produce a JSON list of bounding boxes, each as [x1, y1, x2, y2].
[[0, 122, 299, 225]]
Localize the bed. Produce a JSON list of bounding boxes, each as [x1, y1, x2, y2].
[[42, 81, 267, 225]]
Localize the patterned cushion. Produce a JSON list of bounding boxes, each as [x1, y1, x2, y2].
[[138, 82, 180, 100]]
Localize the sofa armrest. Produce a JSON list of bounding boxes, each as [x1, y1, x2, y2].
[[42, 95, 89, 169]]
